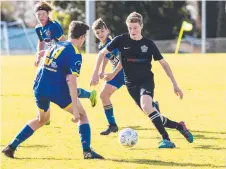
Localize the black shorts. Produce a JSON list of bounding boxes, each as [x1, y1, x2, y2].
[[125, 79, 154, 108]]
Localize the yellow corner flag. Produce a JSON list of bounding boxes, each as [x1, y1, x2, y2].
[[175, 21, 193, 54], [183, 21, 193, 31]]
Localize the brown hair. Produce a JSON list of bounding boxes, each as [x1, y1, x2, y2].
[[126, 12, 143, 26], [68, 21, 89, 39], [92, 18, 108, 30], [34, 1, 53, 13]]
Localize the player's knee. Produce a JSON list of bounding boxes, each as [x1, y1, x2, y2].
[[100, 91, 109, 100], [79, 113, 89, 123], [38, 114, 50, 124], [141, 103, 153, 114]]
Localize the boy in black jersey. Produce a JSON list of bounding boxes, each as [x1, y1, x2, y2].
[[90, 12, 194, 148]]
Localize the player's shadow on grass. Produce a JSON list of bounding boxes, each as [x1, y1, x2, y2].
[[110, 159, 226, 168], [14, 157, 76, 160], [120, 125, 154, 131], [1, 144, 51, 148], [193, 134, 223, 140], [194, 145, 226, 150], [190, 129, 226, 135]]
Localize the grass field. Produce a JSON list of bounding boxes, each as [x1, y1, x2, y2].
[[1, 54, 226, 169]]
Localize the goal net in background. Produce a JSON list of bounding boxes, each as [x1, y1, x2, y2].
[[0, 20, 37, 55]]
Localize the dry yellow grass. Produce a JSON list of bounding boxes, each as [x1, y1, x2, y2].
[[1, 54, 226, 169]]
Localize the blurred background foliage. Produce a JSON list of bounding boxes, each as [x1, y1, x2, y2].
[[1, 1, 226, 39]]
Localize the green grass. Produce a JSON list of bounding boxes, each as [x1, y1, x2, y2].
[[1, 54, 226, 169]]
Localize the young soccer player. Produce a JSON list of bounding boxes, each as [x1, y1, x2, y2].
[[91, 12, 194, 148], [33, 1, 97, 111], [2, 21, 104, 159], [91, 19, 124, 135], [92, 18, 162, 136]]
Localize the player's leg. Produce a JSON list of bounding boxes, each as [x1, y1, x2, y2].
[[60, 99, 104, 159], [126, 81, 175, 148], [99, 71, 124, 135], [140, 94, 175, 148], [2, 97, 50, 158], [99, 83, 118, 135], [154, 105, 194, 143], [77, 88, 97, 107]]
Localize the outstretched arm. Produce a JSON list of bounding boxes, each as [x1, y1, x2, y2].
[[90, 47, 110, 86], [103, 62, 122, 81], [100, 57, 109, 79], [34, 40, 45, 67], [158, 59, 183, 99]]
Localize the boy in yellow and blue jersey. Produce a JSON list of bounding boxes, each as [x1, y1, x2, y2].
[[91, 18, 125, 135], [33, 1, 97, 118], [2, 21, 104, 159]]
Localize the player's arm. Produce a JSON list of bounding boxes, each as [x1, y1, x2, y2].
[[66, 74, 80, 122], [92, 35, 121, 84], [158, 59, 183, 99], [90, 47, 110, 86], [100, 57, 109, 79], [103, 62, 122, 81], [151, 39, 183, 99], [34, 26, 45, 66], [34, 40, 45, 67]]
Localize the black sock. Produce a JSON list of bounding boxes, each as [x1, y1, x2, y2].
[[148, 111, 170, 141], [162, 116, 183, 131]]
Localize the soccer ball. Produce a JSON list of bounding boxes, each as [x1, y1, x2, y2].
[[118, 128, 138, 147]]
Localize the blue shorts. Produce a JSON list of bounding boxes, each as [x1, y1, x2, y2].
[[107, 69, 125, 89], [34, 92, 72, 112]]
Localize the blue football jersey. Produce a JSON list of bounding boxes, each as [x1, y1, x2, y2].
[[33, 41, 82, 98], [98, 35, 120, 68], [35, 19, 64, 46]]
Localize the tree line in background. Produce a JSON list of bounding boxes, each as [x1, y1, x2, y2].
[[1, 1, 226, 40], [53, 1, 190, 40]]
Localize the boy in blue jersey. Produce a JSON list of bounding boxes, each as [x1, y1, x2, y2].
[[2, 21, 104, 159], [90, 19, 124, 135], [33, 1, 97, 118]]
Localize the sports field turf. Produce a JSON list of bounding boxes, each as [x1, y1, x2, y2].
[[1, 54, 226, 169]]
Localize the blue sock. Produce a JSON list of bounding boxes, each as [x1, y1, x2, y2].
[[104, 104, 116, 125], [10, 125, 34, 150], [79, 124, 91, 152], [77, 88, 90, 98]]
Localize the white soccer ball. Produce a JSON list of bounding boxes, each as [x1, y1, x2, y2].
[[118, 128, 138, 147]]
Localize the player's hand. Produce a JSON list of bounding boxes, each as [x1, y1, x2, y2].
[[34, 59, 40, 67], [90, 72, 99, 86], [99, 71, 105, 79], [173, 84, 183, 99], [38, 50, 45, 58], [71, 113, 80, 123], [103, 73, 115, 81]]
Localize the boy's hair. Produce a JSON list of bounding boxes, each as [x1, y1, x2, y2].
[[126, 12, 143, 26], [68, 21, 90, 39], [92, 18, 108, 30], [34, 1, 53, 13]]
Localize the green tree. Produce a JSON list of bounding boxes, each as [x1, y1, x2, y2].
[[52, 1, 189, 40], [217, 1, 226, 37], [52, 1, 85, 35], [96, 1, 188, 40]]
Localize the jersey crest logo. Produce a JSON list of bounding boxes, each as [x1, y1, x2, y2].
[[141, 45, 148, 53], [46, 30, 51, 37], [75, 61, 82, 73]]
